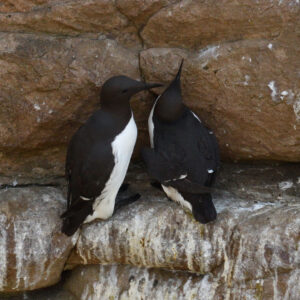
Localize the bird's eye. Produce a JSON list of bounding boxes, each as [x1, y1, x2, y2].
[[122, 89, 128, 93]]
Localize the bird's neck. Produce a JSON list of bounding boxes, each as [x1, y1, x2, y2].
[[154, 96, 185, 122], [101, 102, 132, 123]]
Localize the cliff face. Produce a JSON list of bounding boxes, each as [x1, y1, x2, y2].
[[0, 0, 299, 181], [0, 164, 299, 299], [0, 1, 299, 299]]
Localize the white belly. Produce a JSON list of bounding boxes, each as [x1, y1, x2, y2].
[[84, 115, 137, 223], [148, 95, 160, 148], [162, 185, 192, 212]]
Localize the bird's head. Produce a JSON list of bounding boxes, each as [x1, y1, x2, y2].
[[100, 75, 162, 109], [155, 59, 185, 122]]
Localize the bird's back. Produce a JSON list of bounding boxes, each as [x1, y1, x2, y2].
[[152, 107, 220, 186]]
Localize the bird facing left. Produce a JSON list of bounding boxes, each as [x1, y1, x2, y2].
[[61, 76, 162, 236]]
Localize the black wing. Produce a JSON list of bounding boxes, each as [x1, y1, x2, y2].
[[142, 147, 214, 194], [148, 109, 220, 191], [62, 114, 115, 236]]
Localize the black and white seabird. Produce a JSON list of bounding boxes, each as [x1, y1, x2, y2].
[[142, 60, 220, 224], [61, 76, 162, 236]]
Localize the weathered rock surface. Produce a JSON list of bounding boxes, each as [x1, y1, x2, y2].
[[140, 42, 300, 161], [0, 0, 140, 49], [141, 0, 300, 49], [65, 163, 300, 299], [0, 163, 299, 298], [0, 186, 76, 292], [116, 0, 180, 28], [1, 0, 300, 181], [64, 264, 300, 300], [0, 32, 146, 180]]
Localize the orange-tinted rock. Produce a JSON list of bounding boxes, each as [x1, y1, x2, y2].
[[140, 42, 300, 161], [0, 1, 140, 49], [141, 0, 300, 49], [0, 187, 76, 292], [0, 33, 144, 179], [116, 0, 179, 27], [0, 0, 300, 181]]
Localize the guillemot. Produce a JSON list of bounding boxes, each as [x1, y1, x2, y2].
[[142, 60, 220, 223], [61, 76, 161, 235]]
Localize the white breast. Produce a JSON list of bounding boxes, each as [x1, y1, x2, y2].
[[84, 115, 137, 223], [148, 95, 160, 148], [191, 111, 201, 123], [162, 185, 192, 212]]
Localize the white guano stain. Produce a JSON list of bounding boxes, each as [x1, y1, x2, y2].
[[243, 75, 250, 86], [293, 97, 300, 121], [33, 104, 41, 111], [242, 56, 252, 62], [278, 181, 294, 190], [268, 81, 278, 102], [80, 265, 217, 300], [198, 45, 220, 67], [199, 46, 219, 59], [268, 43, 273, 50], [0, 215, 7, 289], [73, 197, 300, 300], [280, 90, 289, 100], [13, 219, 50, 289]]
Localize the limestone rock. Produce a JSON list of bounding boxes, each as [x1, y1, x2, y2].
[[67, 164, 300, 297], [140, 43, 300, 161], [0, 186, 76, 292], [0, 33, 144, 180], [64, 264, 300, 300]]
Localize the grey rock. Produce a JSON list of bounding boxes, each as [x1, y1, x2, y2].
[[0, 187, 77, 292], [65, 164, 300, 298]]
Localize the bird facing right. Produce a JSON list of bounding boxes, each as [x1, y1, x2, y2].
[[142, 60, 220, 224]]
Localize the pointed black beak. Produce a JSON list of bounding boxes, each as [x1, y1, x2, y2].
[[132, 81, 163, 94], [175, 59, 184, 82], [143, 82, 163, 90]]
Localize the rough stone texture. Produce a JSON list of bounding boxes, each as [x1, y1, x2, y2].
[[141, 0, 300, 49], [1, 0, 300, 181], [140, 42, 300, 161], [0, 0, 140, 48], [116, 0, 180, 28], [65, 163, 300, 299], [64, 264, 300, 300], [0, 32, 146, 180], [0, 163, 299, 298], [0, 186, 76, 292]]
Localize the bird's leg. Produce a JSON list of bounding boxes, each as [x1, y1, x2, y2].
[[113, 193, 141, 214]]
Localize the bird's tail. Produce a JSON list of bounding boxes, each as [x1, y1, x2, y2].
[[61, 217, 81, 236], [61, 200, 93, 236], [188, 193, 217, 224]]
